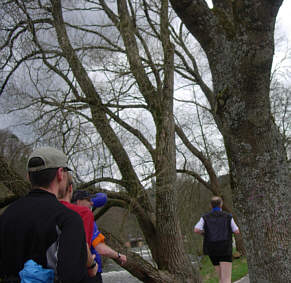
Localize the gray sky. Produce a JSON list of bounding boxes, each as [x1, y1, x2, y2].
[[0, 1, 290, 139], [277, 0, 291, 40]]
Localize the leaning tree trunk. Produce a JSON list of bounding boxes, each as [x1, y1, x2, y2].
[[170, 0, 290, 282]]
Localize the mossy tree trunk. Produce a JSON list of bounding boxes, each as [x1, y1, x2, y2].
[[170, 0, 290, 282]]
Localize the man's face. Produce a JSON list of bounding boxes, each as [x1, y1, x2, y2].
[[77, 198, 93, 209]]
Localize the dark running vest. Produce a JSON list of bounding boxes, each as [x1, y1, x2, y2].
[[202, 211, 233, 256]]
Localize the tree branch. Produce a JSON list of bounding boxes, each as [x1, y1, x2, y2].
[[175, 124, 220, 193]]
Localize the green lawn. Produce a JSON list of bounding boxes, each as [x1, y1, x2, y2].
[[200, 255, 248, 283]]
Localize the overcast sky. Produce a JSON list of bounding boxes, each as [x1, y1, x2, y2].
[[277, 0, 291, 40], [0, 1, 290, 139]]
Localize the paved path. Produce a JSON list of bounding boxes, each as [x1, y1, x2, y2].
[[103, 270, 141, 283], [102, 258, 250, 283], [102, 271, 250, 283], [234, 274, 250, 283]]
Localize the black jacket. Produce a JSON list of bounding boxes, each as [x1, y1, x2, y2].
[[0, 189, 97, 283], [202, 211, 233, 256]]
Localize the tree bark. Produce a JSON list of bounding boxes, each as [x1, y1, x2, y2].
[[170, 0, 290, 282], [152, 0, 199, 281]]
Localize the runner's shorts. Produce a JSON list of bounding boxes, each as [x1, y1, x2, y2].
[[208, 254, 232, 266]]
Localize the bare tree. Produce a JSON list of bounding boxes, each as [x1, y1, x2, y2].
[[0, 0, 201, 281], [0, 0, 290, 282]]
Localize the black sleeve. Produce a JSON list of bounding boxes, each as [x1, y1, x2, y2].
[[0, 218, 2, 276], [57, 211, 97, 283]]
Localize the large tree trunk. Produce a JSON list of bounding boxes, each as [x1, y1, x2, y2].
[[170, 0, 290, 282], [210, 5, 290, 281], [224, 113, 290, 283]]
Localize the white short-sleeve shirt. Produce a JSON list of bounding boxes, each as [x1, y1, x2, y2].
[[195, 216, 239, 232]]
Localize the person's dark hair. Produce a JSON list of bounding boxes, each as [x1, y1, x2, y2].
[[28, 157, 58, 188], [211, 196, 222, 208]]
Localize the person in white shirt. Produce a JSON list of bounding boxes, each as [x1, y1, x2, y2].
[[194, 196, 239, 283]]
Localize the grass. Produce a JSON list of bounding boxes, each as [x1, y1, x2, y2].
[[200, 255, 248, 283]]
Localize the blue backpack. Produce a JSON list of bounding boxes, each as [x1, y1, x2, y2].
[[19, 260, 54, 283]]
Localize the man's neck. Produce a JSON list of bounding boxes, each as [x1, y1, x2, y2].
[[36, 187, 58, 198], [212, 206, 222, 212]]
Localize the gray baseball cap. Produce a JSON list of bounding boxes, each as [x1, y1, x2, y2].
[[27, 147, 71, 172]]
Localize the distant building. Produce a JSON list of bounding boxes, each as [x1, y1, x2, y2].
[[126, 237, 144, 248]]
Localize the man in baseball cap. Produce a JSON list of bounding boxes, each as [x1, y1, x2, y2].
[[71, 190, 94, 203], [0, 146, 98, 283], [27, 146, 72, 172], [72, 191, 107, 208]]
